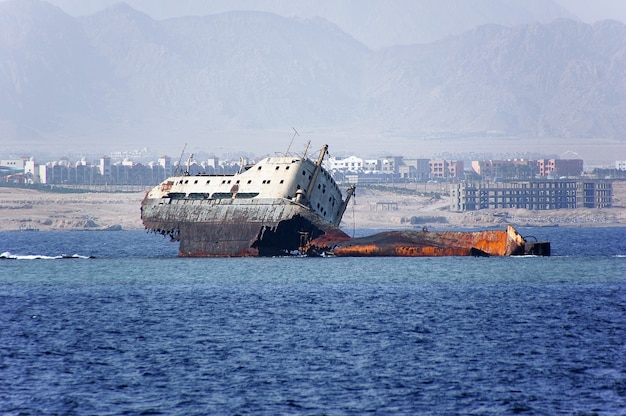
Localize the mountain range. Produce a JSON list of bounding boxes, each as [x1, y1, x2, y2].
[[1, 0, 625, 159]]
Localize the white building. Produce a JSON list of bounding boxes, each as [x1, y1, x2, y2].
[[616, 160, 626, 171], [0, 158, 28, 171], [99, 156, 111, 177], [329, 156, 363, 171], [24, 158, 40, 184]]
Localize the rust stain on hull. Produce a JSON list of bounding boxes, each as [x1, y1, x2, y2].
[[306, 225, 549, 257], [142, 196, 349, 257]]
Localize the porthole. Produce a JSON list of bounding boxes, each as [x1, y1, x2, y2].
[[275, 166, 280, 170]]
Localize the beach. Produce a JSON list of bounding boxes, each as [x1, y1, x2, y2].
[[0, 181, 624, 232]]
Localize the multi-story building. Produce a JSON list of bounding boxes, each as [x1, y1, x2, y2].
[[537, 159, 584, 177], [399, 158, 431, 181], [329, 156, 364, 171], [450, 180, 612, 211], [471, 159, 536, 179], [429, 160, 464, 179], [380, 156, 403, 175]]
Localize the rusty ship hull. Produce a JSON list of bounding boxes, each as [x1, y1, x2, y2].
[[141, 197, 350, 256], [305, 225, 550, 257], [141, 145, 354, 257]]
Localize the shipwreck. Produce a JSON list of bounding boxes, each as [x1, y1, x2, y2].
[[141, 144, 549, 257]]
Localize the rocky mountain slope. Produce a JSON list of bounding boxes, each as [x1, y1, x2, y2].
[[1, 1, 625, 155]]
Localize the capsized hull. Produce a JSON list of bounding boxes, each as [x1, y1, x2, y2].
[[305, 225, 550, 257], [142, 196, 349, 257]]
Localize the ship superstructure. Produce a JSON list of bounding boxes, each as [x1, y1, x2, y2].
[[141, 145, 355, 256]]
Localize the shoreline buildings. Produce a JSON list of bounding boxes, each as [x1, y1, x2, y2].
[[2, 152, 623, 210]]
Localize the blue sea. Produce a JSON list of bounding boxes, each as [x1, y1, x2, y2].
[[1, 227, 625, 415]]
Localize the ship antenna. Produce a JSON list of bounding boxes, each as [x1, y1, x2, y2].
[[176, 143, 187, 175], [286, 128, 299, 155], [302, 140, 310, 159]]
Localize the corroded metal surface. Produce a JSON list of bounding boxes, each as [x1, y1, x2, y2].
[[142, 196, 349, 257], [306, 225, 541, 257]]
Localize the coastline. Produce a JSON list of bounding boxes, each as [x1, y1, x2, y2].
[[0, 182, 624, 232]]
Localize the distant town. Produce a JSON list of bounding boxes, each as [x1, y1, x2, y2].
[[2, 150, 624, 212]]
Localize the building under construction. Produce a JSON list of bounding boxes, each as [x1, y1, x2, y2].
[[450, 179, 613, 211]]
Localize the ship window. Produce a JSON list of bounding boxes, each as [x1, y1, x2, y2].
[[262, 180, 266, 184], [266, 180, 271, 184], [194, 180, 198, 184], [206, 180, 210, 184], [227, 180, 231, 184], [302, 171, 306, 175], [235, 192, 259, 199], [184, 180, 189, 184], [247, 180, 252, 184], [188, 192, 209, 199], [165, 192, 186, 199], [280, 180, 284, 184], [222, 180, 226, 184], [285, 166, 290, 170], [318, 184, 321, 189], [258, 166, 262, 170], [275, 166, 280, 170], [236, 180, 240, 184], [211, 192, 233, 199]]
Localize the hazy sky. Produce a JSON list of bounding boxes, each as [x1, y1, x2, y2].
[[556, 0, 626, 23], [7, 0, 626, 24]]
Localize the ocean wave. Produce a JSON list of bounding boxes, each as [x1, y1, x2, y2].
[[0, 252, 93, 260]]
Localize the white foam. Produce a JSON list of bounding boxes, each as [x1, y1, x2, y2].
[[0, 252, 92, 260]]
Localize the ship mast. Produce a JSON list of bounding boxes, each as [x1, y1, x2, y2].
[[304, 144, 329, 205]]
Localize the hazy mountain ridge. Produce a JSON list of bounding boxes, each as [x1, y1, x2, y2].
[[1, 0, 625, 154], [363, 19, 626, 137], [32, 0, 577, 49]]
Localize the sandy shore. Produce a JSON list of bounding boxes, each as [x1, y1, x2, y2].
[[0, 181, 624, 232]]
